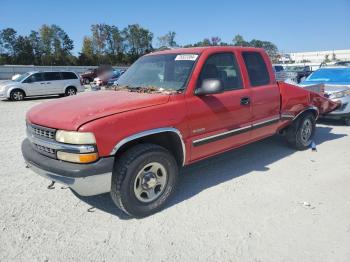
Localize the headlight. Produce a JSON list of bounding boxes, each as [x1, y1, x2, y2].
[[329, 89, 350, 99], [55, 130, 96, 144], [57, 151, 99, 163]]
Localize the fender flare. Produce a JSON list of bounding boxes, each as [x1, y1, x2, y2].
[[110, 127, 186, 166]]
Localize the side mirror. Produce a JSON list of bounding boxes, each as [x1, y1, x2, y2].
[[195, 79, 224, 96]]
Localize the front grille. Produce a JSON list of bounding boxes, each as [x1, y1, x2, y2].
[[33, 143, 56, 158], [27, 123, 56, 140], [27, 123, 57, 158]]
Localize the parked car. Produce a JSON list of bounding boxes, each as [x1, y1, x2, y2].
[[334, 61, 350, 67], [0, 71, 84, 101], [94, 70, 124, 87], [11, 74, 22, 80], [300, 67, 350, 125], [284, 65, 313, 83], [106, 70, 125, 87], [80, 65, 113, 84], [273, 64, 288, 81], [22, 47, 338, 217]]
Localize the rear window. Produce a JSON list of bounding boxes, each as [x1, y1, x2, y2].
[[242, 52, 270, 86], [61, 72, 78, 80], [44, 72, 62, 81]]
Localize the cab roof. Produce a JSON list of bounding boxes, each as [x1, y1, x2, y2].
[[147, 46, 265, 56]]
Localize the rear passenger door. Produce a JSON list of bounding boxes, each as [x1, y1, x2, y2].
[[42, 72, 63, 94], [241, 51, 281, 140]]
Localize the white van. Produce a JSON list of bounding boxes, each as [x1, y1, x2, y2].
[[0, 71, 84, 101]]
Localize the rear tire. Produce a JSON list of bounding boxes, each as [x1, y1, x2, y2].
[[286, 112, 316, 150], [84, 78, 90, 85], [110, 143, 178, 218], [10, 89, 25, 101], [65, 87, 77, 96], [344, 117, 350, 126]]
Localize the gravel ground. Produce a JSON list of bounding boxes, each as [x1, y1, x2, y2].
[[0, 95, 349, 262]]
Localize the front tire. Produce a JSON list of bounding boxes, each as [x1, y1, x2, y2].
[[111, 144, 179, 218], [286, 112, 316, 150], [10, 89, 25, 101]]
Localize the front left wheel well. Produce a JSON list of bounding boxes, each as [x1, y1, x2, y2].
[[113, 131, 185, 167]]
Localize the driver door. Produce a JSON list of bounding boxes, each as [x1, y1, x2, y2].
[[186, 52, 253, 161]]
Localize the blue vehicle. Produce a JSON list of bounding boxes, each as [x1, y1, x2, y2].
[[106, 70, 125, 87], [300, 67, 350, 125]]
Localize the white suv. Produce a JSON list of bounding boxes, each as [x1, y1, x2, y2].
[[0, 71, 84, 101]]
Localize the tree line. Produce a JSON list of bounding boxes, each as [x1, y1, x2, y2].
[[0, 24, 280, 66]]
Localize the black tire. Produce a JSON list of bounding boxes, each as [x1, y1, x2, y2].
[[111, 143, 179, 218], [84, 78, 90, 85], [344, 117, 350, 126], [65, 86, 77, 96], [286, 112, 316, 150], [10, 89, 25, 101]]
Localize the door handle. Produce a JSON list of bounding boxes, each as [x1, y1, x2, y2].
[[240, 97, 250, 105], [40, 83, 45, 84], [46, 82, 51, 84]]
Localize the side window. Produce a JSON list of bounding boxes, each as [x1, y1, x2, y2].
[[24, 73, 43, 83], [61, 72, 78, 80], [197, 53, 242, 91], [44, 72, 62, 81], [242, 52, 270, 87]]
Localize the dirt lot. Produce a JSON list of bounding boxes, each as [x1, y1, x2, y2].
[[0, 96, 349, 262]]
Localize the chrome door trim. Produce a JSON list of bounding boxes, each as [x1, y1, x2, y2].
[[193, 115, 280, 147]]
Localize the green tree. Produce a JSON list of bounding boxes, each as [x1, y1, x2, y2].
[[14, 36, 35, 64], [0, 28, 17, 56], [122, 24, 153, 57], [233, 34, 250, 47], [78, 36, 96, 65], [324, 54, 331, 63], [157, 31, 177, 48]]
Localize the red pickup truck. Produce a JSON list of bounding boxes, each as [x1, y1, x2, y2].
[[22, 47, 338, 217]]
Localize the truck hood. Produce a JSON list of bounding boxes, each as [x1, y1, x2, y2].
[[27, 91, 170, 130]]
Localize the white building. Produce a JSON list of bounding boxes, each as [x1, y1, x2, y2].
[[285, 49, 350, 63]]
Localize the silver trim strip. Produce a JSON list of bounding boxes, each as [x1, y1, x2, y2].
[[27, 130, 96, 154], [193, 116, 280, 145], [110, 127, 186, 166], [252, 116, 280, 127], [193, 125, 251, 144]]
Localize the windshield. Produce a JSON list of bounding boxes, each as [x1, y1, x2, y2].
[[115, 53, 198, 91], [305, 68, 350, 83], [13, 73, 30, 82]]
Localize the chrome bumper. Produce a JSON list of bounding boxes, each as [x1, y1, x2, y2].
[[25, 161, 112, 196]]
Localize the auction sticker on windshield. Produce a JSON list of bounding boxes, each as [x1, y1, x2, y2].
[[175, 54, 198, 61]]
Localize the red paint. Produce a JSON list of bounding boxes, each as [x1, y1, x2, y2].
[[26, 47, 338, 165]]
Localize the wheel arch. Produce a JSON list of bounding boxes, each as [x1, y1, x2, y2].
[[65, 85, 77, 92], [9, 87, 26, 97], [294, 106, 319, 121], [110, 128, 186, 167]]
